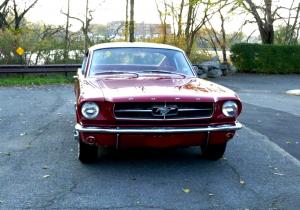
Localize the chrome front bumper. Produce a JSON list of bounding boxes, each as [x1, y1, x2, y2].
[[75, 122, 242, 134]]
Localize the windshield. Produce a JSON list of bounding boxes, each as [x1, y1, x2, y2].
[[88, 47, 194, 77]]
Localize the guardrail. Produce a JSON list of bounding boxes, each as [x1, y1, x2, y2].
[[0, 64, 81, 77]]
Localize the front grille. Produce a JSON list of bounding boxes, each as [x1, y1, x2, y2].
[[114, 102, 214, 120]]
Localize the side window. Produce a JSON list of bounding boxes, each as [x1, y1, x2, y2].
[[81, 52, 89, 74]]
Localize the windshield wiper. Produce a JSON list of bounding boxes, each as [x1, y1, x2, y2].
[[94, 71, 139, 78], [140, 70, 187, 78]]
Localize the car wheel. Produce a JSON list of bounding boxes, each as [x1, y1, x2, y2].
[[201, 143, 227, 160], [78, 140, 98, 163]]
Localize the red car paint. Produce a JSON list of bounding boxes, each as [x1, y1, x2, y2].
[[74, 42, 242, 150]]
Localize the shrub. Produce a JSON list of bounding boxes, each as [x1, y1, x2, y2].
[[188, 50, 212, 64], [231, 43, 300, 74]]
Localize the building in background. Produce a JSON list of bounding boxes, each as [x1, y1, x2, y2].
[[106, 21, 171, 40]]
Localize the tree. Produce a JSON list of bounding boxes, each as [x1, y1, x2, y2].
[[155, 0, 168, 43], [64, 0, 71, 61], [62, 0, 93, 52], [12, 0, 39, 31], [204, 0, 241, 64], [184, 0, 213, 56], [237, 0, 282, 44], [0, 0, 10, 30], [177, 0, 185, 38], [125, 0, 129, 41], [129, 0, 135, 42], [283, 0, 300, 44]]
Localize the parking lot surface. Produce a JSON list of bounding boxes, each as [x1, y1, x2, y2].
[[0, 74, 300, 209]]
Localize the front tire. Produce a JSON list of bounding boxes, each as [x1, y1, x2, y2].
[[201, 143, 227, 160], [78, 140, 98, 163]]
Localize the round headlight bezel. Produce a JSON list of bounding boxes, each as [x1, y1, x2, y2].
[[222, 101, 238, 117], [81, 102, 99, 119]]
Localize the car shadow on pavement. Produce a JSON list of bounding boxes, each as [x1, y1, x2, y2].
[[80, 147, 221, 169]]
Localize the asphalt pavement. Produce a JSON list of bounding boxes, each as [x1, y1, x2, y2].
[[0, 75, 300, 209], [213, 74, 300, 160]]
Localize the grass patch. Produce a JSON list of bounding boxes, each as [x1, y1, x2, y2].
[[0, 74, 74, 86]]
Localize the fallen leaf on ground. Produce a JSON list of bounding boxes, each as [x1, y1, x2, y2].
[[20, 132, 27, 136], [0, 200, 4, 204], [42, 175, 50, 179], [4, 152, 11, 156], [273, 172, 284, 176], [182, 188, 190, 193], [42, 166, 48, 170], [240, 180, 245, 185], [286, 140, 292, 144], [209, 193, 214, 196]]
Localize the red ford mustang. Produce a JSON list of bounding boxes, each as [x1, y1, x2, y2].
[[74, 42, 242, 163]]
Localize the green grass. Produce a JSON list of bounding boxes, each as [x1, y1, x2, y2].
[[0, 74, 74, 86]]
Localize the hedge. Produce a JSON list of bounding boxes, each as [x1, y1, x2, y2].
[[230, 43, 300, 74]]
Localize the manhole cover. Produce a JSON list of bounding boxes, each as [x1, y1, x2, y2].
[[286, 89, 300, 96]]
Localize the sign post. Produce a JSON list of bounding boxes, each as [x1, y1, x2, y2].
[[16, 47, 25, 65]]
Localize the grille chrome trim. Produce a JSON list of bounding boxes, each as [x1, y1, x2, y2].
[[115, 109, 152, 113], [75, 121, 242, 134], [113, 102, 214, 120]]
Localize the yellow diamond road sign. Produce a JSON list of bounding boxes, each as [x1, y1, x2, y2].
[[16, 47, 24, 56]]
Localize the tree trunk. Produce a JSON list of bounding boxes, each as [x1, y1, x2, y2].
[[177, 0, 184, 38], [64, 0, 70, 61], [84, 0, 89, 52], [245, 0, 274, 44], [155, 0, 168, 44], [125, 0, 129, 41], [185, 1, 193, 42], [258, 25, 274, 44], [129, 0, 135, 42], [220, 12, 227, 64]]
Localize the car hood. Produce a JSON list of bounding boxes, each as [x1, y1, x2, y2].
[[81, 76, 238, 103]]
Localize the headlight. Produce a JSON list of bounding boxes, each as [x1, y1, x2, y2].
[[222, 101, 238, 117], [81, 102, 99, 119]]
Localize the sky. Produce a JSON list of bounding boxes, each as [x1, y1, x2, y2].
[[27, 0, 161, 30], [25, 0, 296, 35]]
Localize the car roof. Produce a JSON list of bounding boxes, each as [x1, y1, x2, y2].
[[89, 42, 185, 53]]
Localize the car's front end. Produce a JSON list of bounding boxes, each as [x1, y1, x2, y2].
[[74, 42, 242, 163]]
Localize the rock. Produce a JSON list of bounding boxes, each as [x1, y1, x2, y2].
[[228, 66, 238, 75], [219, 63, 229, 76], [198, 73, 208, 79], [207, 68, 223, 78], [200, 61, 220, 69], [200, 65, 209, 73], [194, 56, 238, 78], [211, 56, 220, 62]]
